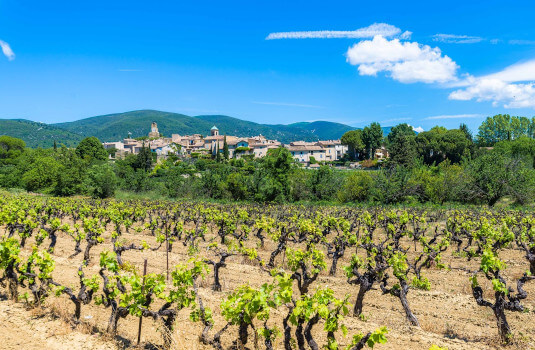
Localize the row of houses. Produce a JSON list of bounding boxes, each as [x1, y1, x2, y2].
[[103, 122, 349, 164]]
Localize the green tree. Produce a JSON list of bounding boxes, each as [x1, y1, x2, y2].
[[459, 123, 473, 142], [226, 172, 249, 200], [463, 150, 534, 206], [21, 155, 61, 192], [494, 136, 535, 167], [387, 124, 417, 167], [135, 142, 153, 171], [341, 130, 365, 160], [310, 165, 340, 200], [256, 147, 294, 202], [85, 163, 118, 198], [338, 171, 373, 202], [362, 122, 383, 159], [223, 136, 229, 160], [0, 136, 25, 164], [416, 127, 472, 165], [53, 147, 86, 196], [477, 114, 532, 146], [75, 137, 107, 161], [386, 123, 415, 146]]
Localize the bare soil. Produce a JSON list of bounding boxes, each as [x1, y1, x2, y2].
[[2, 222, 535, 350]]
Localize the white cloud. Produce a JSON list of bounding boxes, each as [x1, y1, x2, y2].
[[448, 59, 535, 108], [425, 114, 483, 120], [509, 39, 535, 45], [266, 23, 402, 40], [346, 35, 459, 83], [0, 40, 15, 61], [482, 59, 535, 82], [432, 34, 484, 44], [399, 31, 412, 40], [411, 125, 424, 133], [449, 78, 535, 108]]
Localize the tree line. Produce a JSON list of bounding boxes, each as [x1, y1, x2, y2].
[[1, 114, 535, 206]]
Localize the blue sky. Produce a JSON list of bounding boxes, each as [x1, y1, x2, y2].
[[2, 0, 535, 132]]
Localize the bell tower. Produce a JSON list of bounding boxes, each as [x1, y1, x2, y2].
[[210, 125, 219, 136], [149, 122, 160, 138]]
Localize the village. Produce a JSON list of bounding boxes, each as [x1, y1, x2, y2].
[[100, 122, 386, 166]]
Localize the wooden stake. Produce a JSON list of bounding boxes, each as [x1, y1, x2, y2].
[[137, 259, 148, 346], [166, 230, 169, 282]]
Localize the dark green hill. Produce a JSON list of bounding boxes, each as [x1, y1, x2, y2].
[[2, 110, 399, 148], [195, 115, 325, 142], [53, 110, 213, 141], [53, 110, 359, 143], [287, 121, 355, 140], [0, 119, 83, 148]]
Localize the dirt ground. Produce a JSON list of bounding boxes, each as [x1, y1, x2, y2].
[[0, 297, 116, 350], [2, 219, 535, 350]]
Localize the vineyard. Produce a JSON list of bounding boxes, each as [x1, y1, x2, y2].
[[0, 194, 534, 350]]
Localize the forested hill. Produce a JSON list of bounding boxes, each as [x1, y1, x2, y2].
[[0, 119, 83, 148], [54, 110, 357, 143], [1, 109, 393, 148]]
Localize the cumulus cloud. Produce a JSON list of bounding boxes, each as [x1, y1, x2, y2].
[[448, 59, 535, 108], [432, 34, 484, 44], [482, 59, 535, 82], [266, 23, 403, 40], [449, 78, 535, 108], [411, 125, 424, 133], [0, 40, 15, 61], [345, 36, 459, 84]]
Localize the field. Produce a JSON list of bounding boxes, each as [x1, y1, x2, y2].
[[0, 194, 534, 350]]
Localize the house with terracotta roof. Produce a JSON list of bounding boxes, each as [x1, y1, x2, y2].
[[285, 142, 327, 164]]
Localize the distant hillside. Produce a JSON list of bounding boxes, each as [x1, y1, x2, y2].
[[52, 110, 212, 142], [52, 110, 359, 143], [1, 110, 397, 148], [0, 119, 83, 148]]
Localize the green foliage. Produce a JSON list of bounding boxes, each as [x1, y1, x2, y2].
[[387, 124, 418, 167], [341, 129, 365, 160], [464, 150, 535, 206], [477, 114, 534, 146], [0, 136, 26, 164], [345, 327, 388, 349], [135, 143, 153, 171], [362, 122, 383, 159], [338, 171, 373, 202], [429, 345, 447, 350], [75, 136, 108, 161], [411, 276, 431, 290], [0, 119, 83, 148], [85, 163, 118, 198], [50, 110, 353, 144], [0, 237, 20, 269], [21, 155, 61, 192], [416, 127, 473, 165]]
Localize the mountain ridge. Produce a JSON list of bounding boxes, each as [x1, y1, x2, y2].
[[1, 109, 393, 148]]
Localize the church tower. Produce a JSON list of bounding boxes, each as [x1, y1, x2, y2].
[[210, 125, 219, 136], [149, 122, 160, 138]]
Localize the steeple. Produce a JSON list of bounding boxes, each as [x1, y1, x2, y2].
[[210, 125, 219, 136]]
